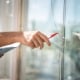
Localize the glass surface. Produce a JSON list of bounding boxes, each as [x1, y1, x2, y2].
[[0, 0, 20, 80], [64, 0, 80, 80], [20, 0, 64, 80], [21, 0, 80, 80]]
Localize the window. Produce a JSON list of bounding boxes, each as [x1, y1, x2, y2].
[[0, 0, 21, 80], [0, 0, 80, 80], [64, 0, 80, 80], [20, 0, 64, 80], [20, 0, 80, 80]]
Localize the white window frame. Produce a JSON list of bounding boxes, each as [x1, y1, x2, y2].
[[11, 0, 29, 80]]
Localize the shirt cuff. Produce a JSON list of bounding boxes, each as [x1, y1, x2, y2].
[[0, 42, 20, 57]]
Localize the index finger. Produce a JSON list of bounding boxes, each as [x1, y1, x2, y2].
[[38, 32, 51, 46]]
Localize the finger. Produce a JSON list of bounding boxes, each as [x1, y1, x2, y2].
[[38, 32, 51, 46], [32, 37, 40, 48], [35, 35, 44, 49], [27, 40, 35, 49], [26, 38, 35, 48], [30, 41, 35, 49]]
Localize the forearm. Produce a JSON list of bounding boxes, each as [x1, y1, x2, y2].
[[0, 32, 22, 47], [0, 31, 51, 49]]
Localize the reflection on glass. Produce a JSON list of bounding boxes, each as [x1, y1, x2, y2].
[[64, 0, 80, 80], [0, 0, 19, 80], [6, 0, 10, 4], [20, 0, 64, 80], [0, 0, 15, 31], [21, 0, 80, 80]]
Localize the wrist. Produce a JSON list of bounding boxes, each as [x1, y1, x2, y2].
[[14, 32, 23, 42], [0, 32, 23, 47]]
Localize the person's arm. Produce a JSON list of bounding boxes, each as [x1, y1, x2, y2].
[[0, 31, 51, 49], [0, 32, 22, 47]]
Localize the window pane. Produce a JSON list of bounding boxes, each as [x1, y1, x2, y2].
[[0, 0, 20, 31], [20, 0, 64, 80], [64, 0, 80, 80], [0, 0, 20, 80]]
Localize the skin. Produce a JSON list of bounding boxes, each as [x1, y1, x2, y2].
[[0, 31, 51, 49]]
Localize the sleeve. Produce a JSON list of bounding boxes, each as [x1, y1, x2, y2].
[[0, 42, 20, 57], [0, 47, 16, 57]]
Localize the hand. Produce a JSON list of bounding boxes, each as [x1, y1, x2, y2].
[[21, 31, 51, 49]]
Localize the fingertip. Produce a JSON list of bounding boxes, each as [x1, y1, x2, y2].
[[48, 41, 51, 46], [49, 43, 51, 46], [40, 47, 42, 49], [31, 46, 34, 49], [40, 45, 43, 49]]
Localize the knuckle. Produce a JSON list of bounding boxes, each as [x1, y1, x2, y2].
[[33, 31, 40, 37], [35, 31, 40, 34]]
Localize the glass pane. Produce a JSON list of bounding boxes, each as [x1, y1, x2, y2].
[[0, 0, 19, 31], [20, 0, 64, 80], [64, 0, 80, 80], [0, 0, 20, 80]]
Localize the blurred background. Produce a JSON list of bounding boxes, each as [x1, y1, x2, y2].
[[0, 0, 80, 80]]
